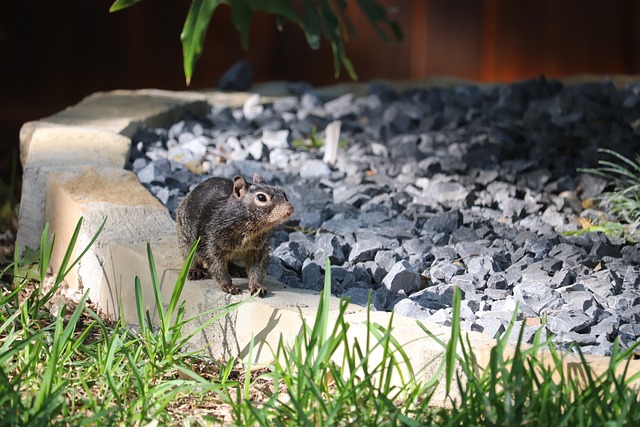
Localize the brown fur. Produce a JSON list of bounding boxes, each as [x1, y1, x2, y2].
[[175, 173, 294, 296]]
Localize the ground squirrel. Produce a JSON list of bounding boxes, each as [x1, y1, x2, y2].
[[175, 173, 294, 296]]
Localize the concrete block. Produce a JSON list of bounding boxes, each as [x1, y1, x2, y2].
[[44, 166, 175, 302], [18, 89, 208, 253], [103, 237, 479, 406]]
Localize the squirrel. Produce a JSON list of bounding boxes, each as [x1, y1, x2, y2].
[[175, 173, 294, 297]]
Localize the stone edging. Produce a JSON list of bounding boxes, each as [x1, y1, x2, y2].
[[18, 81, 640, 405]]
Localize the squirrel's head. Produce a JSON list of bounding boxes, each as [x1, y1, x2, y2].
[[232, 173, 294, 228]]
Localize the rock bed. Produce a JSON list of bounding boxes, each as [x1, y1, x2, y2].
[[127, 78, 640, 356]]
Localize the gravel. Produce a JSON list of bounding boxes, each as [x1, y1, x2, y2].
[[127, 77, 640, 356]]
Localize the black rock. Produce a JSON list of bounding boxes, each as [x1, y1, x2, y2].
[[217, 60, 254, 91]]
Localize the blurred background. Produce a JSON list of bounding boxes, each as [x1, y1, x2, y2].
[[1, 0, 640, 186]]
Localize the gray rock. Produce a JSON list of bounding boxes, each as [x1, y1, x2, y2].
[[546, 311, 594, 334], [261, 129, 290, 149], [429, 260, 465, 282], [551, 269, 576, 287], [300, 159, 332, 179], [623, 266, 640, 287], [562, 291, 598, 312], [418, 179, 470, 205], [426, 308, 453, 327], [393, 298, 433, 320], [382, 261, 421, 294], [487, 274, 508, 289], [590, 240, 621, 258], [402, 238, 433, 257], [423, 210, 463, 234], [242, 93, 264, 121], [472, 318, 506, 338], [581, 270, 621, 300], [269, 148, 293, 169], [621, 305, 640, 323], [316, 233, 347, 265], [298, 211, 323, 230], [552, 331, 598, 346], [389, 134, 420, 161], [524, 237, 554, 260], [429, 246, 458, 261], [363, 261, 388, 284], [272, 96, 299, 113], [608, 289, 640, 311], [372, 287, 396, 311], [302, 262, 325, 290], [341, 287, 372, 307], [273, 241, 309, 272], [580, 340, 613, 357], [484, 288, 510, 301], [324, 93, 356, 118], [375, 250, 402, 272], [449, 227, 480, 244], [349, 236, 397, 263], [619, 323, 638, 342], [247, 139, 269, 161], [410, 284, 459, 309], [319, 218, 362, 237], [450, 274, 482, 293], [590, 315, 619, 339], [138, 160, 171, 184], [454, 241, 492, 259], [465, 255, 501, 281], [266, 257, 285, 281], [513, 281, 561, 314]]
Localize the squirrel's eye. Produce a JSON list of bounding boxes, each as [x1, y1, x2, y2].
[[256, 193, 268, 203]]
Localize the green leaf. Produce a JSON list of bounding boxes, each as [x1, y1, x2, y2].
[[145, 242, 165, 330], [227, 0, 253, 50], [445, 286, 461, 395], [302, 2, 321, 50], [109, 0, 144, 13], [356, 0, 404, 42], [181, 0, 223, 85], [319, 3, 357, 79]]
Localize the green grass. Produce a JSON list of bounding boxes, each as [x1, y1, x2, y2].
[[580, 148, 640, 224], [1, 219, 640, 425]]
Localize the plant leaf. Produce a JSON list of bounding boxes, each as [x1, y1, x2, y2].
[[445, 286, 461, 395], [320, 3, 357, 79], [302, 2, 321, 50], [356, 0, 404, 42], [109, 0, 144, 13], [181, 0, 223, 86], [227, 0, 253, 50]]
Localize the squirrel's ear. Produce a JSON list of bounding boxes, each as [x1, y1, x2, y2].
[[252, 173, 266, 184], [232, 176, 248, 199]]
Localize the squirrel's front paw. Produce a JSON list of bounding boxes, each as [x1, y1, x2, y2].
[[220, 283, 242, 295], [249, 284, 267, 298]]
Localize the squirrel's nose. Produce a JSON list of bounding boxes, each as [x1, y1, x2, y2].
[[285, 203, 294, 217]]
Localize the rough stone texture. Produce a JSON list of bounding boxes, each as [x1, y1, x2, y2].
[[45, 166, 176, 301], [382, 260, 421, 293]]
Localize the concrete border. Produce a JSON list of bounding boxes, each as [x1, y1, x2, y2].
[[18, 79, 640, 405]]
